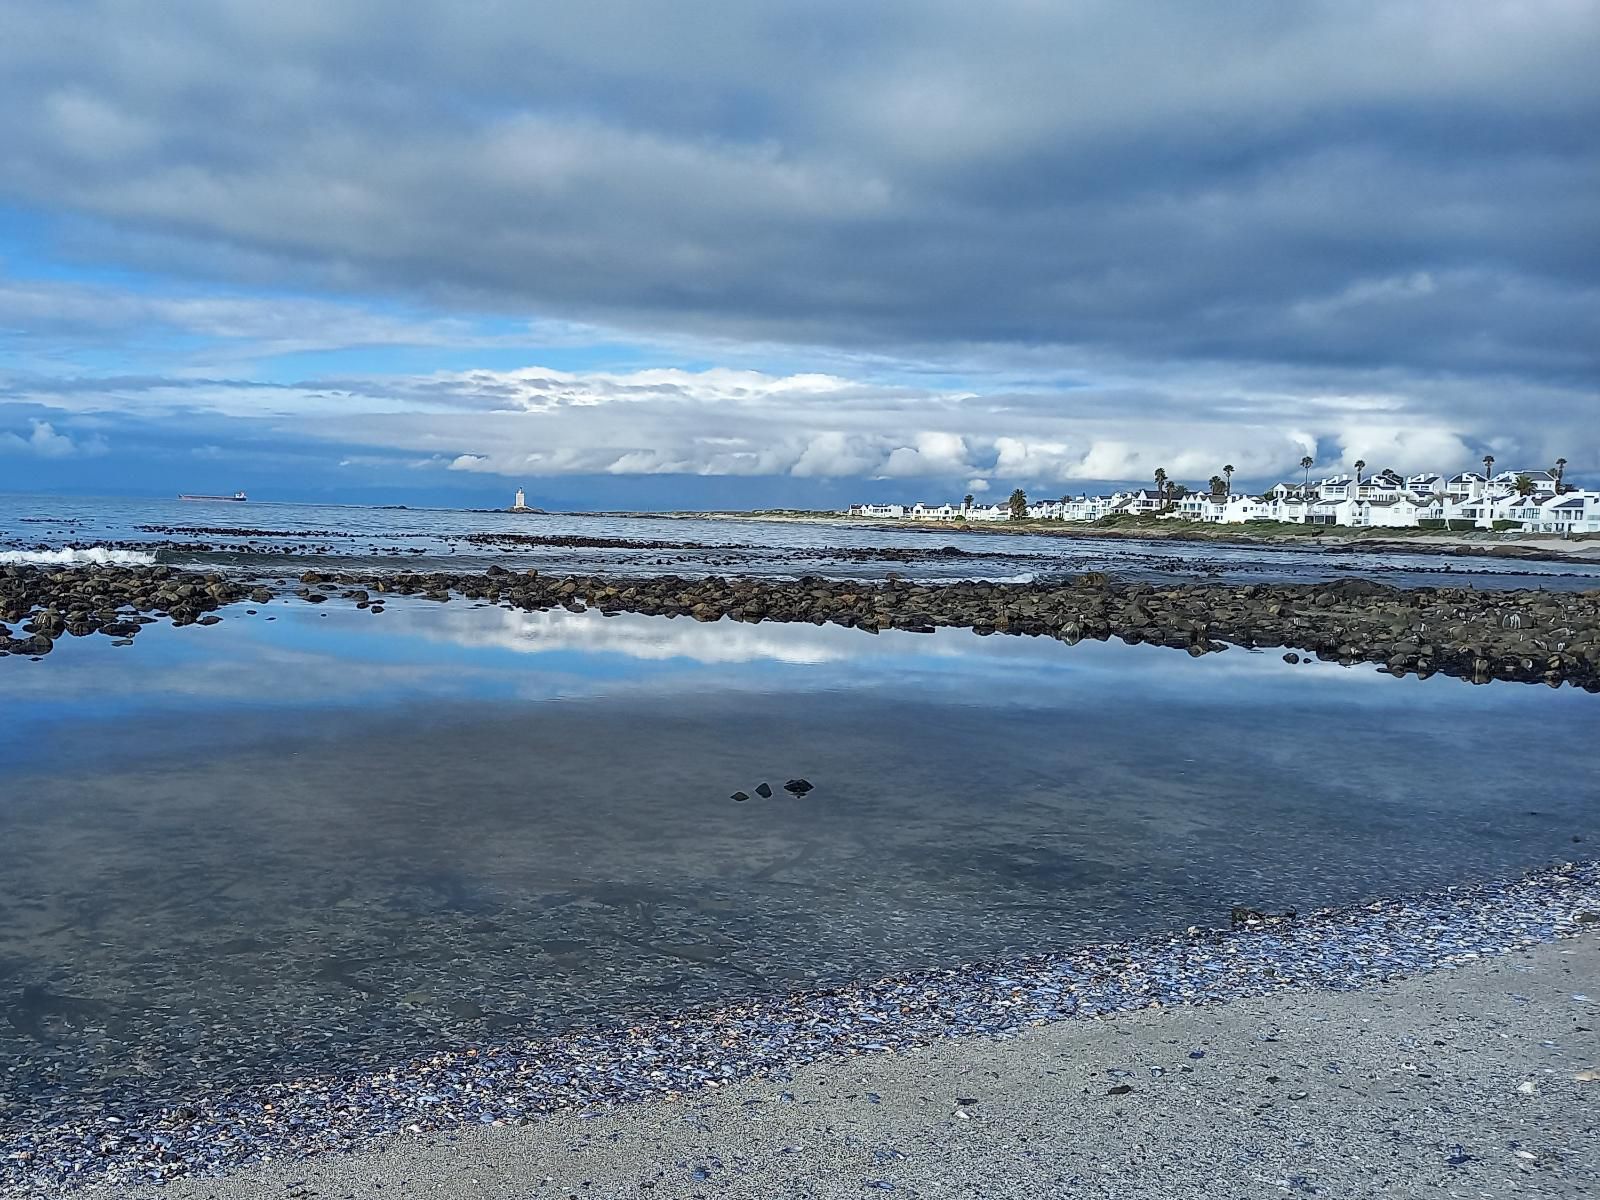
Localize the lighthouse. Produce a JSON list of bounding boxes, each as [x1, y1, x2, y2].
[[513, 487, 526, 510]]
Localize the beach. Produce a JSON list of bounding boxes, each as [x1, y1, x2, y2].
[[116, 935, 1599, 1200], [3, 498, 1599, 1198]]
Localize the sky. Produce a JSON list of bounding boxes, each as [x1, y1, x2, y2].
[[1, 1, 1596, 508]]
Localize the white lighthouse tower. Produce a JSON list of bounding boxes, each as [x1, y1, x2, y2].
[[513, 486, 526, 510]]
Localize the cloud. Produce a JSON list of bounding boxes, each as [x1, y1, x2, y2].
[[0, 2, 1595, 494], [0, 2, 1594, 381], [0, 419, 106, 458]]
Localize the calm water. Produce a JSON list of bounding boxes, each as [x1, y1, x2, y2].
[[4, 491, 1599, 588], [1, 597, 1596, 1124]]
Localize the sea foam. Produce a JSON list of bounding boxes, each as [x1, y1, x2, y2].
[[0, 547, 157, 566]]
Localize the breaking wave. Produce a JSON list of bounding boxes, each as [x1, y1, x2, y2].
[[0, 547, 157, 567]]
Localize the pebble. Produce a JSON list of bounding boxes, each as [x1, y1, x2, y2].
[[4, 860, 1595, 1193]]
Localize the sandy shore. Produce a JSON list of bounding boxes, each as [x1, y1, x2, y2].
[[115, 937, 1598, 1200]]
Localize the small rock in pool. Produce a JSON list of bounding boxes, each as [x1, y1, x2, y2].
[[731, 791, 750, 802], [1283, 652, 1300, 663], [783, 778, 814, 796], [755, 782, 773, 798]]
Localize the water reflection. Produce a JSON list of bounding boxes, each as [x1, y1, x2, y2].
[[1, 600, 1595, 1125]]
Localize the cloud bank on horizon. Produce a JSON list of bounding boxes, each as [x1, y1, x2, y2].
[[1, 0, 1595, 503]]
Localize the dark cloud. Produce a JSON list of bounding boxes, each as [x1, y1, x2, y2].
[[2, 0, 1595, 385]]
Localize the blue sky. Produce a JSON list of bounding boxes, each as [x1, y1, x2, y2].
[[2, 1, 1596, 507]]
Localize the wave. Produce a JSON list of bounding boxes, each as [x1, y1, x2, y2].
[[0, 547, 157, 566]]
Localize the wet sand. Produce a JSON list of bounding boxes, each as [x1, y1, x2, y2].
[[121, 936, 1599, 1200]]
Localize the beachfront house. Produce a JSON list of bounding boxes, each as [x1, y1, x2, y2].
[[1406, 473, 1443, 497], [1307, 497, 1358, 526], [1507, 491, 1600, 534], [1361, 496, 1427, 527], [1355, 475, 1402, 502], [1171, 494, 1229, 522], [1492, 469, 1559, 499], [1316, 474, 1354, 500], [1217, 495, 1273, 523], [1444, 472, 1486, 501], [1268, 496, 1313, 523], [855, 502, 906, 519]]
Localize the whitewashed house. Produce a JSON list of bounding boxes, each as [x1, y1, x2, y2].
[[1217, 495, 1273, 523], [1355, 475, 1402, 502], [1444, 472, 1486, 501], [1307, 497, 1358, 526], [1316, 474, 1354, 500], [1362, 496, 1427, 527], [855, 502, 906, 519], [1492, 469, 1559, 498], [1406, 473, 1443, 498], [1269, 496, 1313, 523], [1519, 491, 1600, 534]]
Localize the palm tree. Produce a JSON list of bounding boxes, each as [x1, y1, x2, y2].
[[1514, 473, 1534, 497], [1223, 464, 1234, 496], [1007, 488, 1028, 520], [1482, 453, 1495, 479], [1153, 467, 1167, 495], [1554, 457, 1567, 494], [963, 493, 974, 510], [1353, 459, 1366, 486], [1209, 474, 1227, 496], [1300, 455, 1314, 487]]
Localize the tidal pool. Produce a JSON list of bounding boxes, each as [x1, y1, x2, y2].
[[1, 597, 1594, 1124]]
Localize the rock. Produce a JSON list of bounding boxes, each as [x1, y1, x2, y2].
[[755, 783, 773, 798], [783, 778, 814, 796], [730, 791, 750, 802]]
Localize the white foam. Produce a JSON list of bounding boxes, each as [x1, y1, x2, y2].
[[0, 547, 157, 566]]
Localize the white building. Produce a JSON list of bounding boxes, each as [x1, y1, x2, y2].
[[1504, 491, 1600, 534], [1406, 473, 1443, 497], [850, 463, 1588, 534]]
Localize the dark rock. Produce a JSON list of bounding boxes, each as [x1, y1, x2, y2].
[[755, 783, 773, 798]]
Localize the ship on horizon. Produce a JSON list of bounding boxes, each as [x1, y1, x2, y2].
[[178, 491, 248, 502]]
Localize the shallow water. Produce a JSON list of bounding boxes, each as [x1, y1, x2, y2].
[[1, 599, 1595, 1124], [3, 491, 1598, 588]]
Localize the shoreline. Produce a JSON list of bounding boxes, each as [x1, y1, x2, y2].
[[9, 859, 1595, 1194], [7, 564, 1599, 689], [122, 935, 1600, 1200], [697, 511, 1600, 563]]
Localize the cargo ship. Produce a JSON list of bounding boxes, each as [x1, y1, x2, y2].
[[178, 491, 248, 502]]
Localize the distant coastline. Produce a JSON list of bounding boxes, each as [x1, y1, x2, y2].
[[673, 509, 1600, 563]]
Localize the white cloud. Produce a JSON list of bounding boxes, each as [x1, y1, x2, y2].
[[0, 419, 106, 458]]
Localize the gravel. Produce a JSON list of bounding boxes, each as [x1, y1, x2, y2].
[[7, 861, 1597, 1195], [111, 934, 1600, 1200]]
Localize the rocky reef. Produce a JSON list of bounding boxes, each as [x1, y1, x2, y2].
[[5, 562, 1599, 689]]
